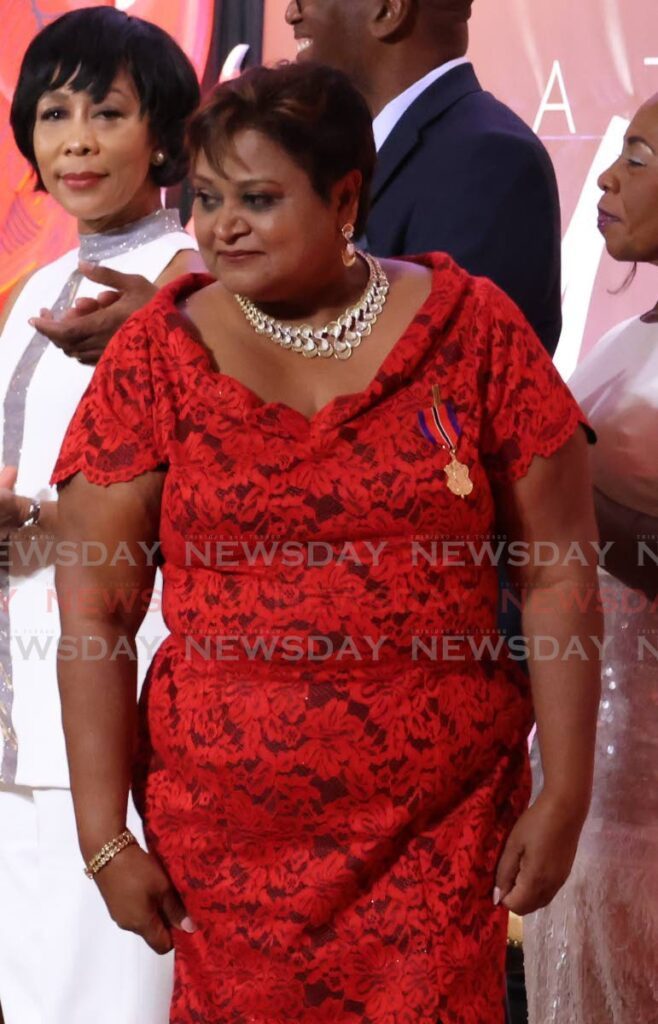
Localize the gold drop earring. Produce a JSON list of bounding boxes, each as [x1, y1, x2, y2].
[[341, 223, 357, 267]]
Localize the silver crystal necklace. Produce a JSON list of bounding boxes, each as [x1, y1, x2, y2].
[[234, 251, 390, 360]]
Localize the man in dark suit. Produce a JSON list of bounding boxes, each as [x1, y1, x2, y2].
[[287, 9, 549, 1021], [286, 0, 562, 355]]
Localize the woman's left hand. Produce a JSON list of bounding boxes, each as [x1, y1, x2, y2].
[[493, 790, 588, 915], [30, 264, 157, 366]]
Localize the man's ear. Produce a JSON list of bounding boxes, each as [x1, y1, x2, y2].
[[369, 0, 416, 41]]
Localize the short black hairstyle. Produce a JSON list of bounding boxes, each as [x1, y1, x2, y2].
[[10, 6, 200, 191], [187, 62, 376, 237]]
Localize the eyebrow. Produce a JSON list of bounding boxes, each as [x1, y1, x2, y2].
[[38, 86, 129, 103], [626, 134, 656, 154], [191, 175, 282, 188], [38, 90, 71, 103], [232, 178, 281, 187]]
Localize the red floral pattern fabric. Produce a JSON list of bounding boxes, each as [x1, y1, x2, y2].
[[52, 254, 589, 1024]]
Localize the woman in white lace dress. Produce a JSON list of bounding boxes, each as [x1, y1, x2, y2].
[[524, 95, 658, 1023]]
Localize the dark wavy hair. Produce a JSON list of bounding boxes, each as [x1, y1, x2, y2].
[[11, 7, 200, 191], [187, 62, 376, 236]]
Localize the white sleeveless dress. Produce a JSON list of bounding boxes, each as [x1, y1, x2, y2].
[[0, 209, 196, 1024], [524, 314, 658, 1023]]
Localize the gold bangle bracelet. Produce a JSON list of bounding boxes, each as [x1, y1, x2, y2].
[[84, 828, 138, 879]]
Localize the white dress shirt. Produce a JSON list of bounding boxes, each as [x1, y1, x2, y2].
[[372, 57, 470, 151]]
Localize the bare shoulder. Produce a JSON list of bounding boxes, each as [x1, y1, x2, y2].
[[379, 257, 434, 311], [156, 247, 207, 286], [0, 271, 36, 337], [179, 277, 242, 337], [183, 278, 232, 314], [379, 257, 433, 285]]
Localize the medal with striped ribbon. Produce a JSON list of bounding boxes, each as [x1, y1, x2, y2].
[[417, 386, 474, 499]]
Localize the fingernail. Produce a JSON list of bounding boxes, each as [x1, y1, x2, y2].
[[28, 318, 36, 326], [493, 886, 502, 906], [180, 916, 197, 934]]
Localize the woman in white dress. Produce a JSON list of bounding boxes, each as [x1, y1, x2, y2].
[[524, 94, 658, 1023], [0, 9, 203, 1024]]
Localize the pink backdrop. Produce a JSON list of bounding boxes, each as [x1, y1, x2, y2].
[[2, 0, 657, 370], [263, 0, 658, 372]]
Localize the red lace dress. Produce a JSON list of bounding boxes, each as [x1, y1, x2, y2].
[[52, 254, 589, 1024]]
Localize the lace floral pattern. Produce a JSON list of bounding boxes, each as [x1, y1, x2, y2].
[[53, 255, 589, 1024]]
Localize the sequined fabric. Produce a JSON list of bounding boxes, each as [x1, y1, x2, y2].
[[0, 208, 186, 782], [524, 568, 658, 1023]]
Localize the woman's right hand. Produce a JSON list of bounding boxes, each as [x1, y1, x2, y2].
[[93, 844, 196, 954], [0, 465, 24, 539]]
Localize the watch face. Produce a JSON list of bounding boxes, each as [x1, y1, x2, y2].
[[22, 499, 40, 528]]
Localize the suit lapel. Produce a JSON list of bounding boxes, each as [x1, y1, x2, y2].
[[370, 63, 482, 205]]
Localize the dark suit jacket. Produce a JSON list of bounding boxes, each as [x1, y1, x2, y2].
[[366, 63, 562, 355]]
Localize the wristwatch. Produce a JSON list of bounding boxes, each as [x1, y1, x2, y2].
[[21, 498, 41, 529]]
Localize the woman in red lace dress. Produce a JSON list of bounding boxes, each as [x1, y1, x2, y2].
[[53, 64, 601, 1024]]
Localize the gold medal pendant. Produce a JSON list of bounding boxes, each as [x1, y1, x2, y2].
[[444, 452, 474, 499], [420, 385, 474, 499]]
